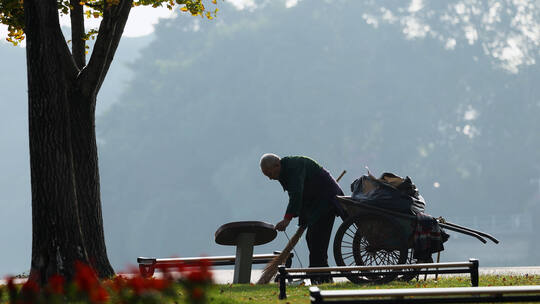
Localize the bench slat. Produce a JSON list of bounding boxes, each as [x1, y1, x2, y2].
[[287, 261, 473, 273], [317, 285, 540, 299], [152, 253, 278, 264]]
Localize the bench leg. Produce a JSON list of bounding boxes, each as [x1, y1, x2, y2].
[[278, 266, 287, 299], [309, 287, 323, 304], [139, 264, 155, 278], [470, 258, 479, 287], [233, 233, 255, 284]]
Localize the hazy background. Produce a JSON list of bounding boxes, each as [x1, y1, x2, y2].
[[1, 0, 539, 275]]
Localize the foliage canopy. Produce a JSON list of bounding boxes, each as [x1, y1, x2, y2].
[[0, 0, 217, 45]]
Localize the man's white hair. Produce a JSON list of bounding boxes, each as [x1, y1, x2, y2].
[[260, 153, 281, 169]]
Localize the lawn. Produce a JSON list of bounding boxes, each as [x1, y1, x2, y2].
[[2, 274, 538, 303]]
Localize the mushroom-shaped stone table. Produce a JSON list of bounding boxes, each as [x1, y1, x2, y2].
[[215, 221, 277, 283]]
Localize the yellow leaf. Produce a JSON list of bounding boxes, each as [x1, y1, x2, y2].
[[212, 0, 216, 3], [180, 6, 188, 11]]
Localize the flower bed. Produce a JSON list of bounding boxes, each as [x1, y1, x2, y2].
[[1, 259, 213, 303]]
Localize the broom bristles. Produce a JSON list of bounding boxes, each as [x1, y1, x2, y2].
[[256, 226, 306, 284]]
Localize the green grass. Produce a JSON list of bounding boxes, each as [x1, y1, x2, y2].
[[200, 275, 540, 304], [2, 274, 539, 303]]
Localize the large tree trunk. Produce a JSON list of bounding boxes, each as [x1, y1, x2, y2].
[[24, 0, 120, 283], [25, 0, 90, 283], [24, 0, 132, 284]]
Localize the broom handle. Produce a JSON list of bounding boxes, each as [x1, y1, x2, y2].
[[336, 170, 346, 182]]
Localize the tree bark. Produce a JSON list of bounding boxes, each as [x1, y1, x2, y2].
[[67, 0, 134, 279], [70, 0, 86, 69], [68, 0, 116, 278], [24, 0, 89, 283], [23, 0, 134, 283], [69, 89, 115, 278]]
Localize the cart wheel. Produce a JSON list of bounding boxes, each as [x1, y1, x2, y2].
[[333, 215, 368, 284], [398, 248, 419, 282], [333, 214, 408, 284]]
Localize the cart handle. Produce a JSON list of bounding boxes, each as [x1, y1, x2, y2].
[[437, 218, 499, 244], [336, 196, 494, 244], [438, 223, 487, 244]]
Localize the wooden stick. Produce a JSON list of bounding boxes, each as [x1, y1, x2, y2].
[[336, 170, 347, 182], [257, 226, 306, 284]]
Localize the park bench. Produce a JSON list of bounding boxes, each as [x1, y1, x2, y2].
[[137, 251, 292, 279], [138, 220, 283, 283], [309, 285, 540, 303], [276, 259, 479, 299]]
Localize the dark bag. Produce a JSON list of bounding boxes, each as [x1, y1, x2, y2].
[[350, 172, 425, 215]]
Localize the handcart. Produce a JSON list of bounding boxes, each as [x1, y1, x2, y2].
[[332, 174, 498, 284]]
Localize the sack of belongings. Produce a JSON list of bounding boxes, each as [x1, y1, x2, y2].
[[350, 172, 426, 215]]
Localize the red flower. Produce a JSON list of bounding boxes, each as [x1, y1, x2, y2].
[[75, 261, 99, 293], [181, 259, 213, 283], [127, 276, 145, 295], [47, 274, 65, 294], [108, 275, 127, 292], [21, 279, 40, 303], [5, 276, 17, 301], [191, 286, 205, 300], [6, 276, 16, 293], [89, 286, 109, 303], [21, 279, 40, 295], [186, 268, 205, 282], [147, 278, 169, 291]]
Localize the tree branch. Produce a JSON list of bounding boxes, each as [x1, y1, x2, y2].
[[70, 0, 86, 69], [48, 3, 80, 80], [25, 0, 80, 79], [94, 6, 131, 93], [79, 0, 132, 97]]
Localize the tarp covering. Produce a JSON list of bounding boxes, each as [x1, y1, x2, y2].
[[350, 172, 426, 215]]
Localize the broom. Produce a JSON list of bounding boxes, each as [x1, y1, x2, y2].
[[256, 170, 347, 284]]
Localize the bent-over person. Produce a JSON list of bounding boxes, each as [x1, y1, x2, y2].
[[260, 153, 343, 284]]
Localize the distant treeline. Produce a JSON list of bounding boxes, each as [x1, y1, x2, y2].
[[96, 1, 540, 267]]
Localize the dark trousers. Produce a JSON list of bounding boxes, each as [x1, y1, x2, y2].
[[306, 209, 336, 283]]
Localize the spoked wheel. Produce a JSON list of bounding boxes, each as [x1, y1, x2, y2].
[[398, 248, 419, 282], [333, 214, 408, 284]]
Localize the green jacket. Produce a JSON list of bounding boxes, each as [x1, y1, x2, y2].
[[278, 156, 342, 227]]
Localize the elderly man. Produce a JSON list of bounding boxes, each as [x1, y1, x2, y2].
[[260, 153, 343, 282]]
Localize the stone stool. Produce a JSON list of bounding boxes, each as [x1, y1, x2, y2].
[[215, 221, 276, 283]]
